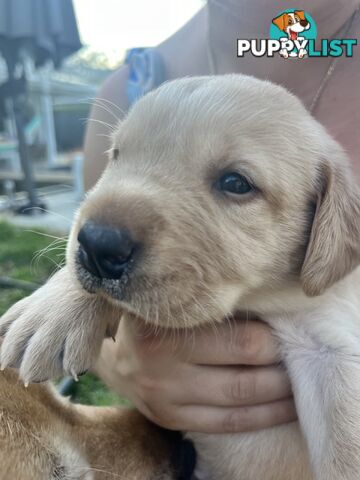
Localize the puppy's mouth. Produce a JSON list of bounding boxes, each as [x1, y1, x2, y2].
[[74, 249, 238, 329], [74, 249, 134, 301], [289, 29, 298, 41]]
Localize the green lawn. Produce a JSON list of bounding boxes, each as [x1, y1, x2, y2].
[[0, 220, 125, 406], [0, 220, 64, 314]]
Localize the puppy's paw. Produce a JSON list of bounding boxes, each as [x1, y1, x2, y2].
[[0, 268, 121, 384]]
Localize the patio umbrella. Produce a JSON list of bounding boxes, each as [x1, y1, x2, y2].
[[0, 0, 82, 213]]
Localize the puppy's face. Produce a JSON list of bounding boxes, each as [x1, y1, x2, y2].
[[273, 11, 310, 39], [68, 75, 360, 328]]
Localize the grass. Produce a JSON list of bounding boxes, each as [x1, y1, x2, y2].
[[0, 220, 125, 406], [0, 220, 65, 314]]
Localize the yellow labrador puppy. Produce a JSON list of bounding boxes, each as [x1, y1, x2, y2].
[[1, 74, 360, 480]]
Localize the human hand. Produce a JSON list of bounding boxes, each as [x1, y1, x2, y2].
[[95, 315, 296, 433]]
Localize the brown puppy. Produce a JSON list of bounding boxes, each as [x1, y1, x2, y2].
[[0, 368, 192, 480]]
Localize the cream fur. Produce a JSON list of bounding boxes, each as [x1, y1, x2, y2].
[[1, 74, 360, 479]]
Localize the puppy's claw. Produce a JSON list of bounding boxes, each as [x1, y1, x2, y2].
[[105, 317, 120, 340], [0, 355, 9, 371]]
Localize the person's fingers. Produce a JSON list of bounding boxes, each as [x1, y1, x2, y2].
[[130, 318, 280, 366], [145, 398, 297, 434], [187, 320, 280, 366], [171, 364, 292, 407]]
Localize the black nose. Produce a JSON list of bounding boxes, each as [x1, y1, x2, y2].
[[77, 223, 135, 279], [300, 19, 308, 27]]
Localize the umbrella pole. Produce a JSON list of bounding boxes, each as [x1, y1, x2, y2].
[[10, 95, 40, 210], [2, 48, 46, 215], [2, 45, 44, 214]]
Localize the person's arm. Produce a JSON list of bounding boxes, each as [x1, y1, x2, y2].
[[83, 65, 130, 191]]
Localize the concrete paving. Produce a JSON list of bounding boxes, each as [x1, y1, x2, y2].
[[0, 188, 79, 234]]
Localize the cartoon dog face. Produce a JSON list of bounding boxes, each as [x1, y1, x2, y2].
[[272, 11, 310, 40]]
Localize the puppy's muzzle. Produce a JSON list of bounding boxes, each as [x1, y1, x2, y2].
[[77, 222, 136, 280]]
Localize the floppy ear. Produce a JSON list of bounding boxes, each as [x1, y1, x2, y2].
[[301, 161, 360, 296], [272, 14, 287, 32], [295, 10, 306, 21]]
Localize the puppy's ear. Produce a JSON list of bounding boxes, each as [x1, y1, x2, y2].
[[272, 14, 287, 32], [301, 161, 360, 296], [295, 10, 306, 21]]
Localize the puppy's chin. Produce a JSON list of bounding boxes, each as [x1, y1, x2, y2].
[[73, 249, 243, 328], [128, 286, 241, 330]]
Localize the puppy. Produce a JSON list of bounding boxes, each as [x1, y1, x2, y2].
[[0, 368, 190, 480], [272, 10, 310, 58], [1, 74, 360, 480]]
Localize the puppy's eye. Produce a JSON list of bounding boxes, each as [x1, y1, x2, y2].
[[217, 172, 253, 195], [112, 148, 119, 160], [288, 18, 293, 25]]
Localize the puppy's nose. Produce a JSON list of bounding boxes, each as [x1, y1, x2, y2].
[[300, 19, 308, 27], [77, 223, 135, 279]]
